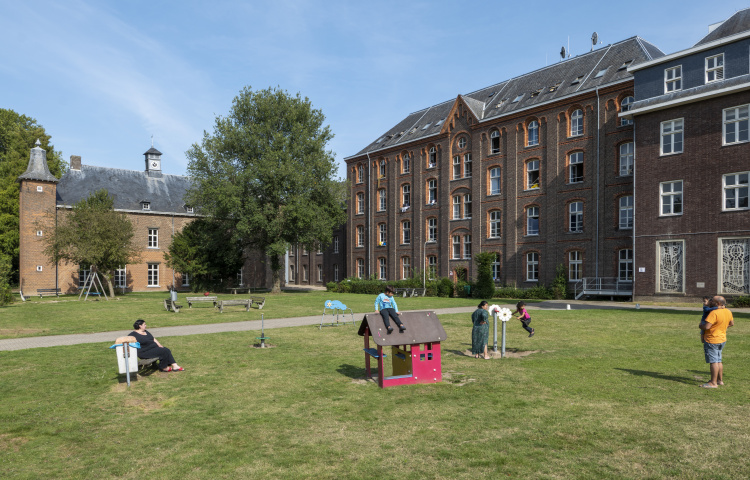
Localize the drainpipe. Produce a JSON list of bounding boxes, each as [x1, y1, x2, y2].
[[632, 119, 637, 299], [595, 86, 601, 278], [366, 152, 372, 278]]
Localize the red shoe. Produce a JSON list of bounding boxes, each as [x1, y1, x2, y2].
[[172, 367, 185, 371], [160, 367, 172, 372]]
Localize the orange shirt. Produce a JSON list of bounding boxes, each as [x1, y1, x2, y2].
[[704, 308, 733, 344]]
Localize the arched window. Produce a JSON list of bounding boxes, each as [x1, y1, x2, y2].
[[427, 179, 438, 204], [402, 153, 410, 173], [568, 152, 584, 183], [357, 164, 364, 183], [526, 206, 539, 236], [489, 167, 501, 195], [402, 184, 411, 208], [570, 109, 583, 136], [527, 120, 539, 146], [490, 130, 500, 154], [620, 96, 634, 126], [458, 137, 467, 149], [428, 146, 437, 168], [488, 210, 501, 238], [379, 159, 386, 177]]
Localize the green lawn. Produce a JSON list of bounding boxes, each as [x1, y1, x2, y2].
[[1, 299, 749, 479]]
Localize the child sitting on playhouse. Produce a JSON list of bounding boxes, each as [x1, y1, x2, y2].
[[374, 286, 406, 334]]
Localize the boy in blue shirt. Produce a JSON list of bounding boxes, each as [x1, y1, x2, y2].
[[374, 286, 406, 334], [699, 296, 717, 343]]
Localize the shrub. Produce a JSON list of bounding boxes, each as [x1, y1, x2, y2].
[[551, 264, 569, 300], [473, 252, 496, 299], [0, 255, 13, 306], [438, 277, 454, 297], [731, 295, 750, 308]]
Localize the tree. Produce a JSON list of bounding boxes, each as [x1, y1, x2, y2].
[[185, 86, 348, 293], [163, 218, 244, 291], [0, 254, 13, 306], [473, 252, 497, 299], [40, 189, 140, 297], [0, 109, 66, 283]]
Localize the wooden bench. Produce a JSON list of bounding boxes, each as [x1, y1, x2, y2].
[[228, 287, 249, 295], [411, 288, 426, 297], [186, 296, 218, 308], [393, 288, 410, 297], [138, 357, 159, 369], [218, 299, 251, 313], [163, 298, 183, 313], [37, 288, 61, 298], [249, 296, 266, 309]]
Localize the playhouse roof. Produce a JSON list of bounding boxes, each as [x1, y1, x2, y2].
[[358, 311, 447, 346]]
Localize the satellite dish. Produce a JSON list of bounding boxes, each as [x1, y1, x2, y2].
[[560, 46, 566, 60], [591, 32, 599, 51]]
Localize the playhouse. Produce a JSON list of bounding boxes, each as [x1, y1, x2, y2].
[[358, 311, 447, 388]]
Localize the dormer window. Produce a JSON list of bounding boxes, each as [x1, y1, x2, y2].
[[571, 75, 584, 85], [142, 202, 151, 211], [512, 94, 524, 103], [595, 68, 607, 78], [706, 54, 725, 83], [185, 205, 194, 214]]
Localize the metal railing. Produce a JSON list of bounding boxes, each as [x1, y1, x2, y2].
[[572, 277, 633, 300]]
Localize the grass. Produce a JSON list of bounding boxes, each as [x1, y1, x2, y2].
[[1, 297, 749, 479]]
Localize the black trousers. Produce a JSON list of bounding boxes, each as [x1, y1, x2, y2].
[[139, 347, 176, 369], [520, 318, 533, 333], [379, 308, 403, 329]]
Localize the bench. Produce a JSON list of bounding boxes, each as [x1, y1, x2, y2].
[[37, 288, 61, 298], [363, 348, 386, 358], [138, 357, 160, 369], [218, 299, 251, 313], [411, 288, 426, 297], [228, 287, 249, 295], [249, 296, 266, 309], [186, 296, 218, 308], [163, 298, 182, 313]]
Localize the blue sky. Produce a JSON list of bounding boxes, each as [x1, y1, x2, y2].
[[2, 1, 749, 179]]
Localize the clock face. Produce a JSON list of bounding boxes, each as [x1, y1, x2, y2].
[[151, 162, 158, 167]]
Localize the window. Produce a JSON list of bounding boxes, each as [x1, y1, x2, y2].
[[402, 257, 410, 280], [357, 164, 364, 183], [490, 130, 500, 154], [289, 246, 295, 257], [379, 159, 386, 177], [356, 192, 364, 214], [723, 172, 749, 210], [317, 264, 323, 282], [402, 154, 410, 174], [237, 269, 244, 286], [357, 258, 365, 278], [142, 202, 150, 211], [333, 236, 339, 253], [452, 235, 461, 259], [570, 109, 583, 136], [356, 226, 365, 247], [526, 206, 539, 235], [620, 97, 634, 126], [526, 252, 539, 281], [658, 240, 684, 293], [723, 105, 749, 145], [453, 196, 461, 219], [526, 160, 540, 190], [378, 258, 386, 280], [569, 251, 582, 281], [186, 206, 194, 214], [619, 249, 633, 281], [464, 154, 472, 178], [569, 202, 583, 233], [453, 194, 471, 219], [661, 119, 683, 155], [428, 147, 437, 168], [427, 217, 437, 242], [289, 265, 295, 281], [378, 189, 386, 211], [116, 267, 127, 288], [491, 253, 501, 280], [378, 223, 387, 246], [453, 156, 461, 179], [595, 68, 607, 78], [513, 94, 524, 103], [660, 181, 683, 216], [720, 238, 750, 294], [458, 137, 467, 149], [402, 221, 411, 244], [706, 54, 724, 83], [427, 179, 437, 204], [463, 235, 472, 259], [148, 228, 158, 248], [464, 194, 472, 219], [619, 196, 634, 229], [489, 167, 501, 195], [619, 142, 634, 176], [147, 264, 159, 287], [568, 152, 583, 183], [302, 265, 308, 282], [302, 247, 308, 256], [489, 210, 501, 238], [36, 230, 42, 236], [334, 264, 339, 282], [37, 186, 43, 192], [402, 184, 410, 208], [428, 256, 437, 279], [79, 265, 91, 287], [527, 120, 539, 146], [665, 66, 682, 92]]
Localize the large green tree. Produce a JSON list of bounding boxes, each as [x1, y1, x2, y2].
[[185, 86, 347, 293], [0, 109, 66, 283], [40, 189, 140, 297]]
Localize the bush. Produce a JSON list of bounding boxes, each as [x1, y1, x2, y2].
[[438, 277, 454, 297], [494, 283, 554, 300], [0, 255, 14, 306], [731, 295, 750, 308], [473, 252, 496, 299], [551, 264, 569, 300]]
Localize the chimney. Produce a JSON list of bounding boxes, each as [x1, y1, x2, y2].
[[70, 155, 81, 170]]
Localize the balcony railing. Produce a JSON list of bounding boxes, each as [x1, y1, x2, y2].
[[572, 277, 633, 300]]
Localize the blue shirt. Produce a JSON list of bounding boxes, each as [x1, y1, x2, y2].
[[701, 305, 718, 322], [375, 293, 398, 312]]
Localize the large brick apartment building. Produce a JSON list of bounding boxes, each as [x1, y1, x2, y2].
[[344, 36, 664, 291]]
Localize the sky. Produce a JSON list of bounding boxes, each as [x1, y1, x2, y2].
[[2, 0, 750, 180]]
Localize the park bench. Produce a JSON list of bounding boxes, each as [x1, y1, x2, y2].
[[411, 288, 426, 297], [163, 298, 182, 313], [186, 296, 218, 308], [393, 288, 410, 297], [249, 296, 266, 309], [228, 287, 249, 295], [218, 299, 251, 313], [37, 288, 61, 298]]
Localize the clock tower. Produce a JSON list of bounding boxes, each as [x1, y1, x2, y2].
[[144, 146, 162, 174]]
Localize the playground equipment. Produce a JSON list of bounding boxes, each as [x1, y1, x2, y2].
[[320, 300, 356, 329]]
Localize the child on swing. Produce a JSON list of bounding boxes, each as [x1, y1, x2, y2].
[[513, 301, 535, 337]]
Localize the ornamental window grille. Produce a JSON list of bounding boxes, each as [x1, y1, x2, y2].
[[721, 238, 750, 294], [658, 241, 684, 293]]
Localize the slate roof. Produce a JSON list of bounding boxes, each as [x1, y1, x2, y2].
[[17, 141, 59, 183], [56, 165, 194, 215], [348, 36, 664, 159], [695, 8, 750, 46]]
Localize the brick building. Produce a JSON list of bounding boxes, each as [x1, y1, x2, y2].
[[344, 37, 664, 290], [626, 9, 750, 300]]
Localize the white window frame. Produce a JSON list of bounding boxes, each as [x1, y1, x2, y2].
[[453, 196, 461, 220], [660, 119, 684, 155], [148, 228, 158, 248], [526, 160, 540, 190], [463, 235, 472, 259], [356, 192, 364, 214], [378, 223, 386, 246], [570, 109, 583, 137], [463, 194, 472, 219], [333, 235, 339, 254], [428, 147, 437, 168], [660, 180, 683, 216], [452, 235, 461, 259], [620, 97, 634, 126], [378, 189, 386, 211], [489, 167, 501, 195], [378, 258, 386, 280], [619, 196, 634, 229], [723, 172, 750, 211], [491, 254, 501, 280], [490, 130, 500, 154], [568, 152, 583, 183], [317, 264, 323, 282], [619, 249, 633, 281], [402, 257, 410, 280], [453, 155, 461, 179], [526, 252, 539, 282], [665, 65, 682, 93], [489, 210, 501, 239], [458, 137, 467, 149], [428, 256, 437, 280], [402, 154, 410, 174], [569, 251, 582, 281], [147, 263, 159, 287], [526, 206, 539, 236], [402, 220, 411, 245], [427, 179, 437, 204], [705, 53, 724, 83], [357, 164, 364, 183], [569, 202, 583, 233], [402, 184, 410, 208], [427, 217, 437, 242], [723, 105, 749, 145], [463, 153, 472, 178], [357, 258, 364, 279], [356, 226, 364, 247], [379, 159, 386, 177], [527, 120, 539, 146], [116, 267, 127, 288], [619, 142, 634, 176]]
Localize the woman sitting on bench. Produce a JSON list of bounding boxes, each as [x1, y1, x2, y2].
[[129, 319, 184, 372]]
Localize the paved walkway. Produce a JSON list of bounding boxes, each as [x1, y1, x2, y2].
[[2, 300, 739, 352]]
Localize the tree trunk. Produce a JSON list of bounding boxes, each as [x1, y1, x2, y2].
[[101, 272, 115, 298], [270, 254, 282, 293]]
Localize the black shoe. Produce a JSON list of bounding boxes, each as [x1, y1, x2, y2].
[[387, 326, 394, 334], [399, 325, 406, 332], [529, 329, 535, 338]]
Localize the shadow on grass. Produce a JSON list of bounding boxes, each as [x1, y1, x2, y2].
[[615, 368, 699, 385], [337, 364, 366, 379]]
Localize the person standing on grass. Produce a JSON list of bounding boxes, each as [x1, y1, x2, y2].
[[471, 301, 491, 359], [513, 301, 535, 337], [374, 286, 406, 334], [699, 296, 734, 388], [699, 295, 717, 343]]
